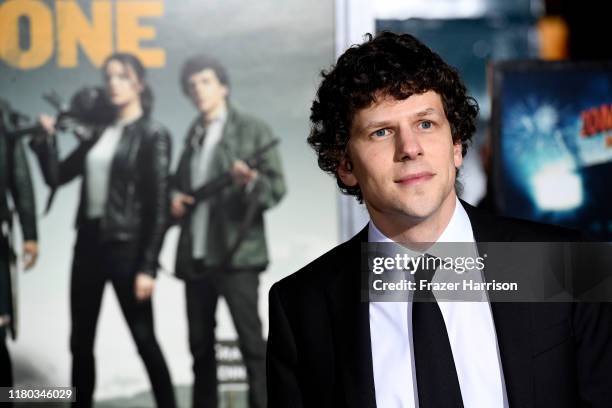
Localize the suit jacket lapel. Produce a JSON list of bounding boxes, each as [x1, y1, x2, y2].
[[326, 227, 377, 408], [463, 202, 535, 408], [221, 106, 239, 143], [178, 117, 200, 192]]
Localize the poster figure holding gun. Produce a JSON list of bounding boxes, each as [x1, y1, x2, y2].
[[7, 87, 115, 214], [6, 87, 114, 141], [174, 138, 280, 266], [0, 99, 39, 390], [31, 53, 177, 408], [171, 55, 286, 408]]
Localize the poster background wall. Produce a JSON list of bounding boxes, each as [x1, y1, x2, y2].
[[1, 0, 337, 401]]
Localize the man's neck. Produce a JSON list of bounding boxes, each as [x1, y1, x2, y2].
[[201, 100, 228, 124], [368, 192, 457, 245]]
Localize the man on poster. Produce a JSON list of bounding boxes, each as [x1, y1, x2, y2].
[[171, 55, 286, 408], [266, 32, 612, 407]]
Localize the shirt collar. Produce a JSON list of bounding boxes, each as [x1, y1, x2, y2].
[[368, 197, 475, 244], [202, 105, 228, 127], [191, 107, 228, 148]]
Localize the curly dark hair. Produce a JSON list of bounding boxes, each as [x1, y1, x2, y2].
[[179, 54, 230, 96], [308, 31, 479, 202]]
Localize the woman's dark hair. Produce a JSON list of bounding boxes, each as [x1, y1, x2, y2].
[[179, 54, 230, 96], [102, 53, 153, 118], [308, 31, 479, 202]]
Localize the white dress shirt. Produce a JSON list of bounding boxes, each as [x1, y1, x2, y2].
[[369, 197, 509, 408], [190, 108, 227, 259]]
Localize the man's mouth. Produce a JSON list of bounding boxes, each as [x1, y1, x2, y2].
[[394, 172, 434, 185]]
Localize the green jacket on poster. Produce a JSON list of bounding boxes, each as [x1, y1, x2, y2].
[[0, 133, 37, 241], [172, 106, 286, 280], [0, 110, 37, 336]]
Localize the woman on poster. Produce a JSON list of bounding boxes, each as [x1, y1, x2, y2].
[[34, 53, 176, 408]]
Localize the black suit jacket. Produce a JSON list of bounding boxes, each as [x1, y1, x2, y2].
[[267, 203, 612, 407]]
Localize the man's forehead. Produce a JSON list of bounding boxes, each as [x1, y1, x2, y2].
[[189, 68, 219, 82], [353, 91, 445, 126], [373, 90, 443, 109]]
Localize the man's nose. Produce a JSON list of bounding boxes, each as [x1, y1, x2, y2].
[[195, 82, 207, 93], [394, 126, 424, 161]]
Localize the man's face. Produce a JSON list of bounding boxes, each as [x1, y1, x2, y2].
[[339, 91, 462, 227], [187, 68, 228, 116]]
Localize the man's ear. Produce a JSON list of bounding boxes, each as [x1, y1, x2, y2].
[[453, 141, 463, 169], [337, 156, 358, 187]]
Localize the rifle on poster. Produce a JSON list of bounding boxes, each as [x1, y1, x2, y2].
[[1, 88, 114, 213], [171, 138, 280, 266], [184, 138, 280, 211], [2, 87, 114, 142]]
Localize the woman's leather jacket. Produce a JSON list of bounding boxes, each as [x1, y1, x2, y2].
[[31, 116, 171, 276]]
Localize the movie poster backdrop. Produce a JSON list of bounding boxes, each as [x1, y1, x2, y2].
[[0, 0, 336, 403]]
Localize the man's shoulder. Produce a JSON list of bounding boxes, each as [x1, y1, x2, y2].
[[493, 215, 579, 241], [271, 231, 360, 298], [462, 202, 582, 242], [229, 106, 273, 135]]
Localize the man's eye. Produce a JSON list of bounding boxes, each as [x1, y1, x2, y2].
[[419, 120, 433, 129], [373, 129, 389, 137]]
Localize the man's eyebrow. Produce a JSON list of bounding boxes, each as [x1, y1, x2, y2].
[[361, 120, 392, 131], [414, 108, 439, 117], [360, 108, 441, 131]]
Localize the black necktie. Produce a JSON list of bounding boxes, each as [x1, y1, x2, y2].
[[193, 123, 207, 148], [412, 254, 464, 407]]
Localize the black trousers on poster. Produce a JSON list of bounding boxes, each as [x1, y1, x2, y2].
[[0, 326, 13, 408], [0, 238, 13, 390], [186, 263, 266, 408], [0, 326, 12, 387], [70, 220, 176, 408]]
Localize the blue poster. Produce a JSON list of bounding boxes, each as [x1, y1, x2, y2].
[[493, 61, 612, 239]]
